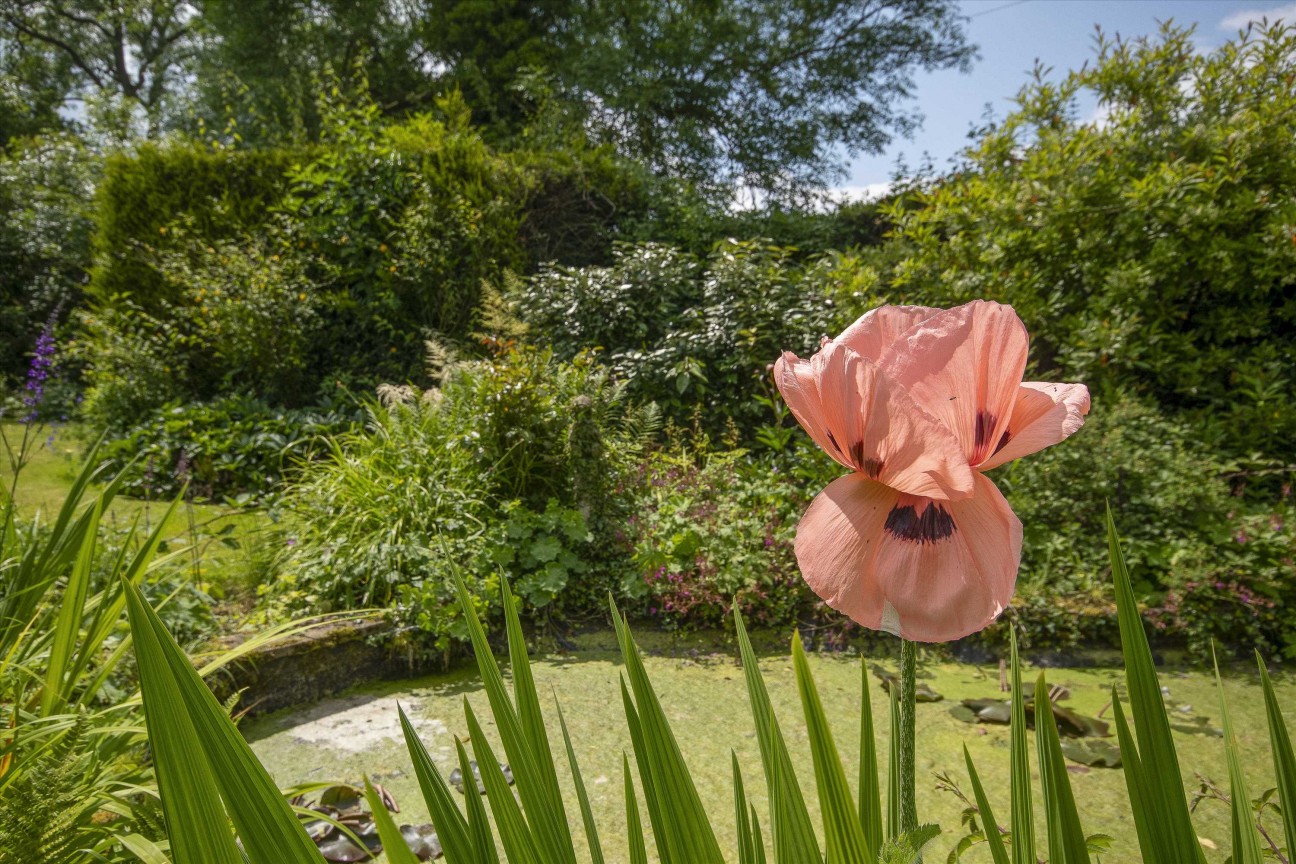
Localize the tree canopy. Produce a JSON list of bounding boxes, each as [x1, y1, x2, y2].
[[0, 0, 973, 200]]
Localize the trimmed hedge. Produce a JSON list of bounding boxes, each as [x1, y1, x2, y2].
[[89, 144, 306, 311]]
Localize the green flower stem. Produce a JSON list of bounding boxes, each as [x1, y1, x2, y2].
[[899, 637, 919, 837]]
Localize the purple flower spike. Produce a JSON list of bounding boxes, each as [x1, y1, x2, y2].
[[22, 322, 57, 425]]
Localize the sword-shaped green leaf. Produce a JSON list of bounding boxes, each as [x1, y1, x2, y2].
[[1035, 672, 1091, 864], [1258, 653, 1296, 860], [793, 631, 871, 863], [963, 746, 1009, 864], [1107, 506, 1205, 864], [733, 609, 821, 862]]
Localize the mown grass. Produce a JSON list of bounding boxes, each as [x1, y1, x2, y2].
[[1, 422, 274, 600]]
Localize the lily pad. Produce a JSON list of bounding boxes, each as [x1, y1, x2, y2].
[[959, 698, 1012, 724], [1051, 703, 1109, 738], [401, 823, 443, 860], [319, 784, 363, 810], [449, 760, 513, 794], [318, 833, 382, 863], [1060, 737, 1122, 768], [873, 667, 944, 702]]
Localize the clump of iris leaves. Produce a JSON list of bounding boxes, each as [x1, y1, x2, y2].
[[123, 511, 1293, 864]]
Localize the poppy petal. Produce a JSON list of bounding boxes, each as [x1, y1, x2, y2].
[[881, 300, 1029, 466], [837, 305, 939, 362], [977, 382, 1091, 471], [809, 342, 974, 499], [775, 351, 854, 472], [872, 474, 1022, 642], [793, 473, 897, 631]]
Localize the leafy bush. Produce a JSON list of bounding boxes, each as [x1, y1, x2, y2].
[[0, 134, 97, 389], [515, 239, 861, 431], [75, 299, 187, 430], [98, 395, 359, 502], [624, 442, 809, 630], [860, 22, 1296, 463], [280, 343, 657, 656], [82, 91, 546, 417], [1149, 502, 1296, 662], [993, 392, 1234, 595], [89, 142, 302, 311]]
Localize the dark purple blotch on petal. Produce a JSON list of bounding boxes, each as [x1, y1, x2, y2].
[[884, 502, 956, 544]]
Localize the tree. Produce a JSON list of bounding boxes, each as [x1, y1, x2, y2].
[[193, 0, 434, 145], [0, 0, 197, 137], [421, 0, 974, 203]]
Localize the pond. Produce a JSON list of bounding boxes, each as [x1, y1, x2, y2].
[[244, 630, 1294, 864]]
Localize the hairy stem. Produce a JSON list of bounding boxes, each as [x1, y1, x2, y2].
[[899, 637, 919, 838]]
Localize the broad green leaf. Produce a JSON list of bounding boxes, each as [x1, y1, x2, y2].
[[619, 676, 674, 864], [1215, 649, 1263, 864], [1034, 672, 1091, 864], [733, 609, 821, 862], [751, 805, 769, 864], [503, 578, 565, 806], [40, 495, 100, 715], [624, 754, 650, 864], [858, 661, 883, 855], [1106, 507, 1205, 864], [398, 705, 473, 862], [557, 697, 605, 864], [1009, 630, 1035, 864], [124, 578, 322, 864], [612, 601, 725, 864], [1258, 653, 1296, 859], [1110, 692, 1160, 863], [792, 632, 872, 863], [364, 777, 420, 864], [962, 746, 1009, 864]]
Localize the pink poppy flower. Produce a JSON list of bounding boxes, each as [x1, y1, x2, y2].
[[775, 300, 1089, 642]]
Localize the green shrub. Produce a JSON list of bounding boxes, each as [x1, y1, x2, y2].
[[98, 395, 359, 503], [0, 133, 97, 388], [75, 299, 187, 431], [279, 344, 656, 656], [1149, 504, 1296, 662], [515, 239, 862, 431], [83, 93, 543, 413], [993, 392, 1233, 596], [625, 442, 811, 630], [278, 92, 529, 371], [89, 142, 301, 312], [860, 22, 1296, 463]]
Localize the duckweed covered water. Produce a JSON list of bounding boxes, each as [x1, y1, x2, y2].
[[245, 631, 1296, 864]]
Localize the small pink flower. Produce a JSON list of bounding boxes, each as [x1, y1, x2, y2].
[[775, 301, 1090, 642]]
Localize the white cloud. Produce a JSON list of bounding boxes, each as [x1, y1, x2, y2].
[[1086, 102, 1114, 130], [827, 183, 893, 204], [1219, 2, 1296, 30]]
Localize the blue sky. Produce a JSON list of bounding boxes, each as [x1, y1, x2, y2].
[[838, 0, 1296, 197]]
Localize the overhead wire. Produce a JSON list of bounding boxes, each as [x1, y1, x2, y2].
[[969, 0, 1033, 19]]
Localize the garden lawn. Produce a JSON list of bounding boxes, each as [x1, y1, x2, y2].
[[244, 629, 1296, 864], [1, 422, 272, 599]]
